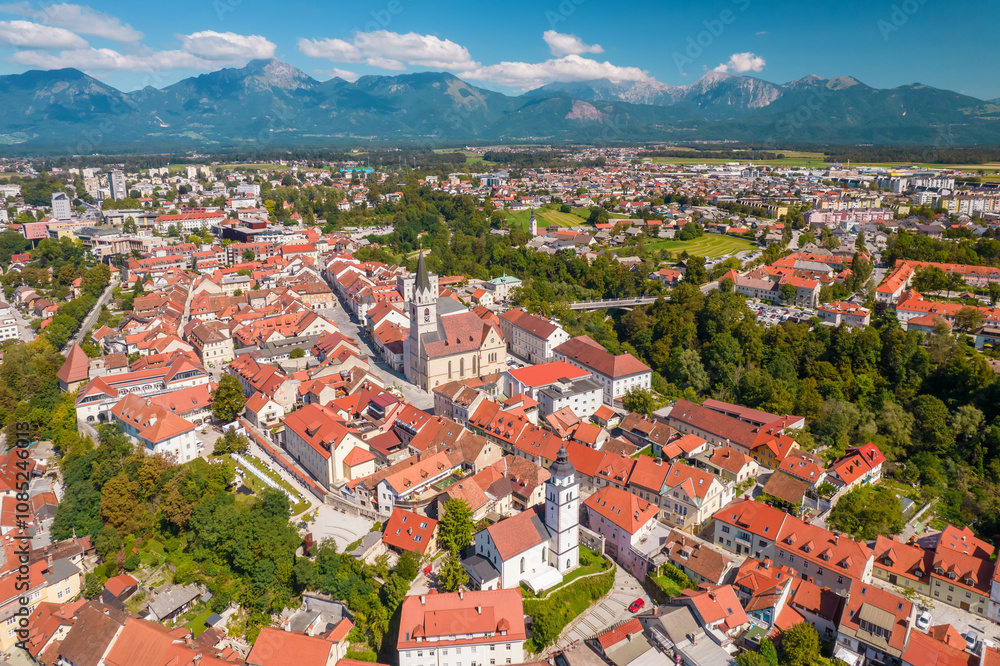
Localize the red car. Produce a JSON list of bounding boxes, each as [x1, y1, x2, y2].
[[628, 598, 645, 613]]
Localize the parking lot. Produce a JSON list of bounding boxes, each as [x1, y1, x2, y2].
[[745, 299, 817, 327]]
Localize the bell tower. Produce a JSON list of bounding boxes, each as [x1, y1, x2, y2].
[[545, 445, 580, 573], [405, 252, 436, 385]]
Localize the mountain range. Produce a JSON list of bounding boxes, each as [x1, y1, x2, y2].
[[1, 58, 999, 153]]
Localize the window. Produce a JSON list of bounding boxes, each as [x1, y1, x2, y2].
[[837, 576, 844, 584]]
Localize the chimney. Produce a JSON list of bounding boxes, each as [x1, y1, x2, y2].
[[476, 606, 482, 614], [458, 589, 464, 600], [420, 595, 426, 605]]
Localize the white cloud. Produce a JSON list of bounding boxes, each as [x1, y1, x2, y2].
[[542, 30, 603, 57], [178, 31, 275, 61], [0, 2, 142, 42], [318, 67, 359, 82], [460, 54, 652, 90], [9, 47, 212, 73], [713, 52, 766, 74], [0, 19, 86, 48], [298, 30, 478, 71]]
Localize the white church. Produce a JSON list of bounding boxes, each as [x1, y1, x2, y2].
[[462, 445, 580, 593]]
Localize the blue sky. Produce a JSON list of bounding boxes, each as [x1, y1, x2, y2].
[[0, 0, 996, 99]]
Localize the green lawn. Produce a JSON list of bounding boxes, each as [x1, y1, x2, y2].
[[631, 445, 656, 459], [227, 455, 311, 516], [648, 152, 830, 168], [521, 547, 610, 599], [523, 566, 615, 652], [185, 608, 215, 637], [653, 575, 687, 598], [506, 205, 589, 232], [613, 234, 757, 259]]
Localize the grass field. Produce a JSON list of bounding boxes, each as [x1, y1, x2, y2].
[[614, 234, 757, 258], [167, 163, 292, 172], [648, 150, 829, 168], [648, 154, 1000, 172], [506, 205, 589, 232]]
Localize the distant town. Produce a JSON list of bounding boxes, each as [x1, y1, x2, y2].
[[2, 146, 1000, 666]]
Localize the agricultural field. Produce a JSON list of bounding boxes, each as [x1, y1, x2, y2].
[[613, 233, 758, 258], [506, 205, 589, 232], [648, 150, 829, 168]]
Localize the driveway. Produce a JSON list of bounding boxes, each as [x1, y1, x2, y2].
[[866, 574, 998, 644], [315, 300, 434, 410]]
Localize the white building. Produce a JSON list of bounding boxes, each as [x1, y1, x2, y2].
[[110, 393, 200, 464], [484, 275, 522, 302], [397, 589, 526, 666], [110, 170, 127, 201], [51, 192, 72, 221], [498, 308, 569, 364], [553, 336, 652, 405], [463, 445, 579, 593]]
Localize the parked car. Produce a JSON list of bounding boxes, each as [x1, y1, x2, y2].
[[628, 598, 645, 613], [916, 611, 931, 631]]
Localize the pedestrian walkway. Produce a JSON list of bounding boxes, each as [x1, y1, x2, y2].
[[556, 565, 649, 650]]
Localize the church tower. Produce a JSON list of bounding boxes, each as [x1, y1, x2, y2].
[[529, 208, 537, 236], [545, 445, 580, 573], [405, 252, 436, 385]]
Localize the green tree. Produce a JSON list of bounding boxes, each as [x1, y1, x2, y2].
[[242, 249, 256, 262], [955, 306, 985, 333], [100, 473, 139, 533], [760, 638, 778, 666], [289, 348, 305, 359], [684, 256, 707, 285], [988, 282, 1000, 305], [623, 388, 656, 416], [438, 498, 474, 553], [779, 622, 822, 666], [910, 394, 956, 454], [212, 374, 247, 423], [779, 283, 797, 304], [735, 653, 769, 666], [828, 485, 904, 540], [437, 551, 468, 592], [670, 348, 710, 393], [122, 216, 138, 234]]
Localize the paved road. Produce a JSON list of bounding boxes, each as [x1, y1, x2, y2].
[[11, 305, 35, 343], [63, 281, 115, 352], [556, 565, 649, 650], [316, 300, 434, 410]]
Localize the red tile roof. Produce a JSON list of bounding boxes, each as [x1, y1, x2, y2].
[[507, 361, 589, 387], [398, 589, 525, 649], [597, 618, 644, 650], [382, 508, 437, 554], [554, 335, 650, 379], [584, 485, 657, 534], [247, 626, 334, 666]]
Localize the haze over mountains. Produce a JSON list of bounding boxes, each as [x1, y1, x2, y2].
[[2, 58, 999, 153]]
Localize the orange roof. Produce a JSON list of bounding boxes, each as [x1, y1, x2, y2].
[[382, 508, 437, 554], [247, 627, 334, 666], [597, 618, 644, 649], [57, 343, 90, 384], [398, 589, 525, 649], [584, 485, 658, 534]]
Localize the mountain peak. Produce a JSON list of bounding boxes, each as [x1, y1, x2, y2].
[[240, 58, 316, 90]]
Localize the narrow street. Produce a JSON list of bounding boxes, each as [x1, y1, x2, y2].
[[63, 281, 115, 352], [316, 299, 434, 410]]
